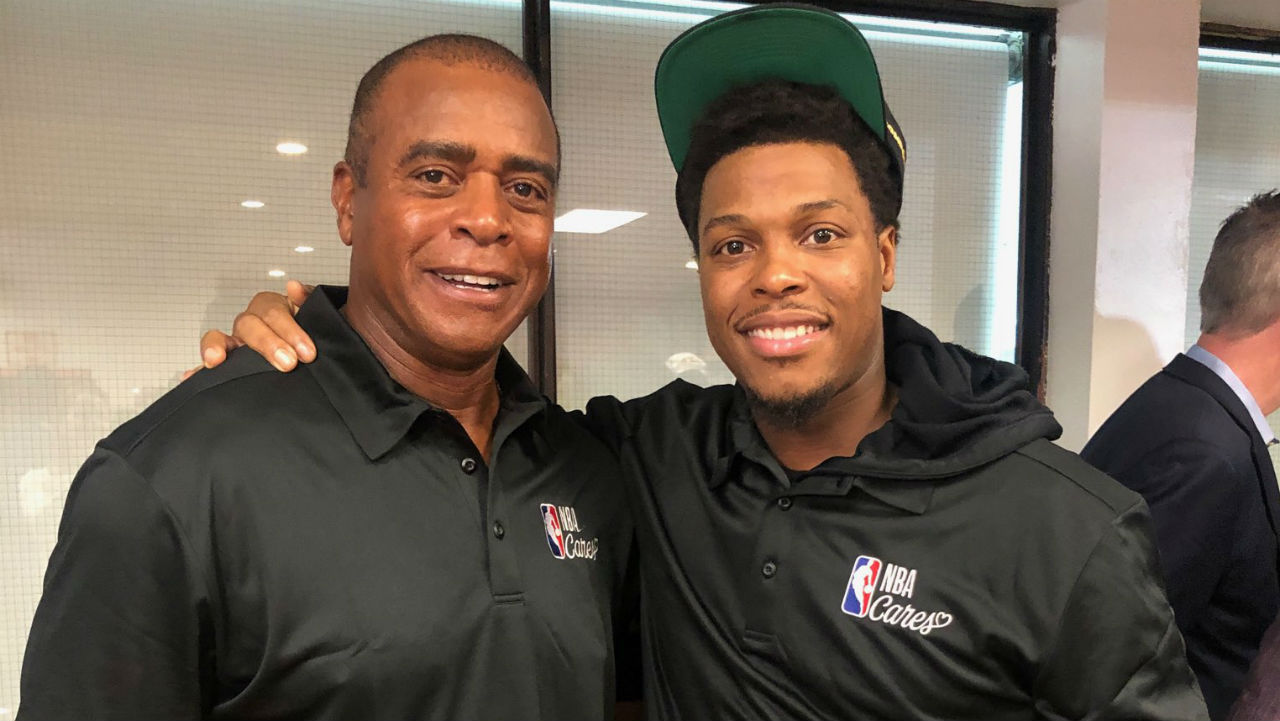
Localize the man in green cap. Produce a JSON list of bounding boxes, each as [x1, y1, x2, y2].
[[194, 4, 1206, 718]]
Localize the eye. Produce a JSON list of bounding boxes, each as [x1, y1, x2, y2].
[[510, 181, 544, 200], [717, 239, 748, 256], [416, 169, 447, 184], [806, 228, 838, 245]]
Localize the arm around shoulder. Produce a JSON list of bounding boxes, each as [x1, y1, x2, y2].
[[1032, 500, 1208, 721], [19, 448, 213, 720]]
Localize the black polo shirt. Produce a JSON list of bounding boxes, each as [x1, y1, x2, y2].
[[20, 286, 634, 721], [583, 309, 1207, 720]]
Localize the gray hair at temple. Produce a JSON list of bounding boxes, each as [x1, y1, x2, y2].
[[1199, 190, 1280, 336]]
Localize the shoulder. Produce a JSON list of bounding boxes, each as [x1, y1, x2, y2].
[[958, 440, 1149, 558], [584, 380, 735, 436], [1010, 439, 1146, 517], [1094, 367, 1244, 444], [100, 347, 330, 482]]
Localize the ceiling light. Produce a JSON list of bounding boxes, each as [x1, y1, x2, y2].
[[294, 245, 315, 253], [554, 209, 647, 234], [684, 260, 698, 270], [276, 141, 308, 155], [240, 200, 265, 209], [268, 269, 286, 278]]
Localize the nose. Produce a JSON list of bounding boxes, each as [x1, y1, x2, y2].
[[752, 243, 807, 298], [454, 174, 512, 246]]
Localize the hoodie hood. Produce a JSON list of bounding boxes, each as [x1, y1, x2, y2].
[[831, 308, 1061, 480]]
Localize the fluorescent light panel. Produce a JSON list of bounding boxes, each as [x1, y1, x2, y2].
[[555, 209, 647, 234], [1199, 47, 1280, 66], [276, 141, 308, 155]]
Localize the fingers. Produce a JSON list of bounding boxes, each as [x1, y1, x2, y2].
[[199, 329, 242, 369], [181, 364, 203, 382], [285, 280, 313, 310], [253, 292, 316, 364], [232, 312, 300, 372]]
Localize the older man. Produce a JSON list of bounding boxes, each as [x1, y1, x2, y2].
[[1084, 191, 1280, 720], [19, 35, 634, 720]]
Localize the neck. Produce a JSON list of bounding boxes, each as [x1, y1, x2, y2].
[[1197, 327, 1280, 416], [344, 302, 502, 460], [753, 365, 897, 472]]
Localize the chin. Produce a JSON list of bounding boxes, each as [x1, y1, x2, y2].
[[739, 374, 847, 429]]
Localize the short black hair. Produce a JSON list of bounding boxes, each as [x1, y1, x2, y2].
[[1199, 189, 1280, 335], [344, 34, 554, 186], [674, 79, 902, 252]]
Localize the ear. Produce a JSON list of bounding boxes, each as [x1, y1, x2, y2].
[[331, 161, 357, 247], [878, 225, 898, 292]]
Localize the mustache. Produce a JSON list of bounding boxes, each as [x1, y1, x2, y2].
[[733, 301, 832, 330]]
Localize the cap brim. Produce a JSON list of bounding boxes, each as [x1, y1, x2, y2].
[[655, 3, 889, 172]]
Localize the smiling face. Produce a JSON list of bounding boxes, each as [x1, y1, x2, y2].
[[697, 141, 897, 420], [333, 58, 558, 370]]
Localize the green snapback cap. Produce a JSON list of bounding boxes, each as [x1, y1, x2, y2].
[[655, 2, 905, 182]]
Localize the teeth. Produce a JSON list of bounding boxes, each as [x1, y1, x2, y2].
[[746, 325, 822, 340], [439, 273, 501, 287]]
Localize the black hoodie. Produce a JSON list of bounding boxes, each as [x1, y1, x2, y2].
[[585, 308, 1208, 721]]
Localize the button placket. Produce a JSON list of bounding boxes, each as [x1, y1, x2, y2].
[[742, 473, 796, 642]]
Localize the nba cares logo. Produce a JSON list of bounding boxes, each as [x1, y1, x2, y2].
[[539, 503, 599, 561], [840, 553, 953, 636], [841, 555, 882, 617]]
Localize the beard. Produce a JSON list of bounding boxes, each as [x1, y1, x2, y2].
[[741, 374, 852, 429]]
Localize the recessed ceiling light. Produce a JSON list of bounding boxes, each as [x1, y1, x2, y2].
[[268, 269, 286, 278], [276, 141, 308, 155], [294, 245, 315, 253], [684, 260, 698, 270], [240, 200, 265, 209], [554, 209, 647, 234]]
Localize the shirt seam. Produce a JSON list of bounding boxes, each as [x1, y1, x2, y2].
[[114, 366, 280, 457], [1012, 443, 1132, 515]]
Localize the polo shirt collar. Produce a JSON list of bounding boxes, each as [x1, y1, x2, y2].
[[300, 285, 545, 460], [710, 385, 934, 515]]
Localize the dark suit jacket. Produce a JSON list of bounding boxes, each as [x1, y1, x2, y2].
[[1229, 613, 1280, 720], [1083, 354, 1280, 721]]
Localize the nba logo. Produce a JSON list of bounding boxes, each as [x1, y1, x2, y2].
[[841, 555, 883, 617], [540, 503, 566, 559]]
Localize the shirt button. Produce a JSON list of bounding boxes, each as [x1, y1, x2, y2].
[[777, 497, 793, 510], [492, 521, 505, 539], [460, 457, 478, 474], [762, 560, 777, 579]]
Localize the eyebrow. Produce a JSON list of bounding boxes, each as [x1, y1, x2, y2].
[[503, 155, 559, 188], [701, 213, 749, 237], [398, 140, 474, 168], [700, 199, 847, 237], [398, 140, 559, 189], [796, 199, 845, 215]]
